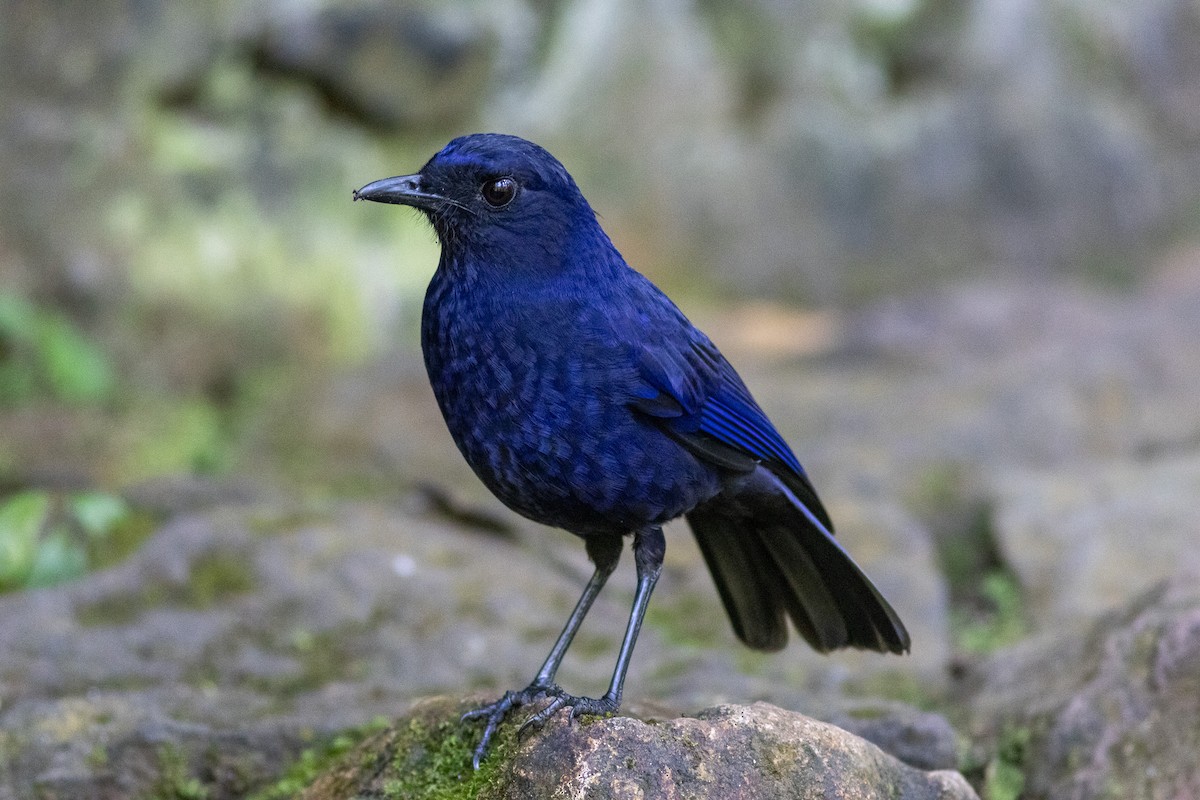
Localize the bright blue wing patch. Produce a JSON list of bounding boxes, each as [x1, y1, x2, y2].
[[631, 336, 806, 478], [697, 387, 805, 476]]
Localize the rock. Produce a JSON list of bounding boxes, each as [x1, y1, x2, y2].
[[122, 474, 277, 516], [830, 703, 962, 772], [842, 280, 1200, 472], [299, 696, 978, 800], [0, 499, 948, 797], [481, 0, 1200, 297], [252, 2, 495, 131], [958, 572, 1200, 800], [990, 453, 1200, 629], [0, 693, 307, 800]]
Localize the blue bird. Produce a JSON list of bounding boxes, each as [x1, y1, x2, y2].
[[354, 133, 909, 767]]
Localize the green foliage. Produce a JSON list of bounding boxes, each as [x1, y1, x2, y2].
[[109, 55, 437, 367], [115, 399, 232, 481], [150, 743, 211, 800], [0, 490, 152, 593], [25, 529, 90, 588], [983, 726, 1030, 800], [910, 463, 1028, 653], [954, 572, 1027, 653], [0, 491, 49, 588], [0, 294, 115, 406], [73, 492, 133, 540], [845, 669, 939, 710]]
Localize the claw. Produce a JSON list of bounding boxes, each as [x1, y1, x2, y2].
[[461, 690, 516, 724], [567, 693, 620, 721], [461, 686, 622, 768], [461, 683, 560, 769], [518, 695, 566, 737]]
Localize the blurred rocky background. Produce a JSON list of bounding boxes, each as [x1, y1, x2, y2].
[[2, 0, 1199, 798]]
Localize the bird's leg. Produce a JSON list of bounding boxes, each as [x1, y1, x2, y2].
[[529, 536, 624, 690], [462, 535, 622, 769], [518, 526, 665, 734]]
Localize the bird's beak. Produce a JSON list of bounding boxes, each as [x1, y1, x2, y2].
[[352, 174, 444, 210]]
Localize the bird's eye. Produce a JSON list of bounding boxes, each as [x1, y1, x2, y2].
[[481, 177, 517, 208]]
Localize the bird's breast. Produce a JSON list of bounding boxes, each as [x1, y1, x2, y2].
[[420, 276, 721, 535]]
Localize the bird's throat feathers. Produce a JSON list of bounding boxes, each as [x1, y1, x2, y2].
[[435, 208, 625, 289]]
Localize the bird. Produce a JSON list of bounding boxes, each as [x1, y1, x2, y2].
[[353, 133, 909, 768]]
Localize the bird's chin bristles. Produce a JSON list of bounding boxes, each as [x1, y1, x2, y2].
[[426, 208, 464, 252]]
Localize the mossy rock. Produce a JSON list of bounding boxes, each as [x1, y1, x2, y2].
[[295, 695, 977, 799]]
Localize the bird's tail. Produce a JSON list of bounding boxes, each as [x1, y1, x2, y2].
[[685, 468, 910, 654]]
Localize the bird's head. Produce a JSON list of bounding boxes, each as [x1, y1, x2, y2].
[[353, 134, 601, 266]]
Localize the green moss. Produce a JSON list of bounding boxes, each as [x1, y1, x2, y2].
[[77, 549, 255, 626], [113, 399, 232, 482], [243, 626, 366, 697], [0, 731, 22, 773], [253, 702, 523, 799], [86, 743, 110, 769], [844, 669, 938, 710], [648, 655, 698, 684], [248, 720, 388, 800], [185, 550, 256, 607], [381, 713, 512, 800], [564, 630, 619, 660], [246, 507, 335, 537], [644, 590, 724, 648], [908, 464, 995, 593], [843, 705, 889, 721], [848, 0, 965, 96], [88, 506, 160, 571]]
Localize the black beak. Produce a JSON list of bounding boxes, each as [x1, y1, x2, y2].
[[352, 174, 444, 210]]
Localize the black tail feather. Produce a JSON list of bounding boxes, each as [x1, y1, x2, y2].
[[686, 467, 910, 655], [690, 506, 789, 651]]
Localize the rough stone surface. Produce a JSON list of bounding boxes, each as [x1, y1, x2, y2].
[[0, 500, 949, 798], [959, 573, 1200, 800], [300, 696, 978, 800], [830, 704, 961, 773], [837, 279, 1200, 474], [991, 454, 1200, 627]]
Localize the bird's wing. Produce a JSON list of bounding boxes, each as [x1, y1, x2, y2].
[[628, 332, 835, 532]]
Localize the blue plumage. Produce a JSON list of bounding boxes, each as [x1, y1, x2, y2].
[[353, 133, 908, 766]]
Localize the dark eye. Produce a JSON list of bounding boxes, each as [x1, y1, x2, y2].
[[481, 177, 517, 208]]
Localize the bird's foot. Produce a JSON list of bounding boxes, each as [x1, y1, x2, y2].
[[517, 691, 621, 738], [461, 683, 561, 769]]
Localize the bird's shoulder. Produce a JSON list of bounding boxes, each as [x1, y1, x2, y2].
[[613, 277, 809, 479]]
